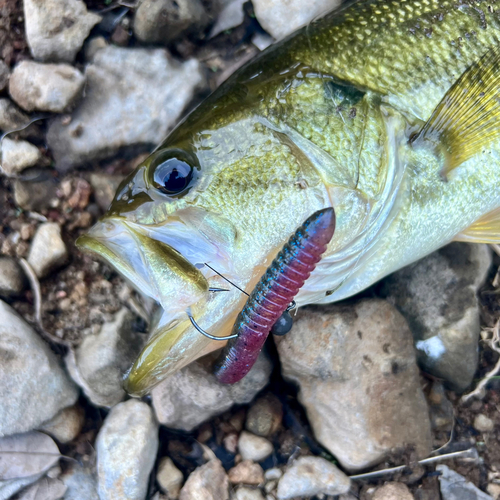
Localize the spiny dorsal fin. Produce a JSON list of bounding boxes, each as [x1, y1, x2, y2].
[[412, 46, 500, 177], [454, 207, 500, 244]]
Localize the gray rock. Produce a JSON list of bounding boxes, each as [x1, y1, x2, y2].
[[276, 456, 351, 499], [27, 223, 68, 278], [474, 414, 495, 433], [209, 0, 246, 38], [0, 472, 47, 500], [89, 173, 124, 212], [179, 459, 229, 500], [13, 175, 57, 211], [1, 137, 42, 175], [38, 404, 85, 443], [152, 352, 272, 431], [427, 381, 454, 432], [245, 393, 282, 437], [0, 300, 78, 437], [0, 61, 9, 92], [157, 457, 183, 499], [232, 487, 265, 500], [17, 477, 67, 500], [96, 399, 159, 500], [0, 98, 30, 133], [228, 461, 264, 486], [381, 243, 492, 391], [65, 308, 146, 408], [0, 256, 25, 297], [252, 0, 341, 40], [134, 0, 209, 44], [373, 483, 414, 500], [24, 0, 101, 63], [9, 61, 85, 113], [437, 465, 493, 500], [60, 465, 98, 500], [238, 431, 273, 462], [276, 298, 432, 471], [47, 46, 204, 171]]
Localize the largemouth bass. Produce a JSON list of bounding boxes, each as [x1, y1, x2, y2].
[[78, 0, 500, 396]]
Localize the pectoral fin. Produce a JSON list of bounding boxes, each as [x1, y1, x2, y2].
[[412, 46, 500, 177], [454, 207, 500, 244]]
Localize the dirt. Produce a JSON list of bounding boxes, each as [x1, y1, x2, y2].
[[2, 1, 500, 500]]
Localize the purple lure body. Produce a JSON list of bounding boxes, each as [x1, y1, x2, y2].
[[213, 207, 336, 384]]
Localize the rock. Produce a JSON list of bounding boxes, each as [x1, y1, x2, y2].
[[437, 465, 493, 500], [0, 61, 9, 92], [60, 465, 98, 500], [1, 137, 42, 175], [0, 256, 25, 297], [245, 393, 282, 437], [373, 483, 414, 500], [84, 36, 108, 62], [0, 472, 48, 500], [27, 223, 68, 278], [89, 173, 124, 211], [134, 0, 209, 44], [228, 461, 264, 486], [264, 469, 282, 481], [0, 300, 78, 436], [24, 0, 101, 63], [276, 456, 351, 499], [9, 61, 85, 113], [232, 487, 265, 500], [96, 399, 159, 500], [179, 459, 229, 500], [238, 431, 273, 462], [252, 0, 341, 40], [157, 457, 184, 499], [427, 381, 454, 432], [66, 308, 145, 408], [13, 175, 57, 211], [152, 352, 272, 431], [38, 405, 85, 443], [276, 298, 432, 471], [381, 243, 491, 391], [209, 0, 246, 37], [47, 46, 205, 171], [0, 98, 30, 133], [474, 414, 495, 433], [488, 484, 500, 499]]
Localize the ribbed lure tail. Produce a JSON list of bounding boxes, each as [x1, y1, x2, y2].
[[213, 208, 336, 384]]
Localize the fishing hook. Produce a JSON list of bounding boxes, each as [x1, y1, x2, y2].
[[186, 309, 238, 341]]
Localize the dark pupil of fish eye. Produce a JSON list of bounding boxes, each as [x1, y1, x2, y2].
[[154, 158, 192, 194]]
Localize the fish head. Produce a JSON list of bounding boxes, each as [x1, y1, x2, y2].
[[77, 62, 346, 395]]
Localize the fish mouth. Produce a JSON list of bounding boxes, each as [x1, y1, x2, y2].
[[76, 213, 247, 396]]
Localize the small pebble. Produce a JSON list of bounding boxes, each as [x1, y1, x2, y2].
[[228, 461, 265, 486], [373, 482, 414, 500], [238, 431, 274, 462], [233, 487, 266, 500], [14, 175, 56, 211], [9, 61, 85, 113], [157, 457, 184, 499], [276, 456, 351, 499], [179, 459, 229, 500], [474, 414, 495, 433], [487, 483, 500, 499], [27, 222, 68, 278], [223, 432, 238, 454], [246, 394, 283, 437], [1, 137, 42, 175], [265, 480, 277, 493], [264, 469, 282, 481], [0, 256, 25, 297], [0, 98, 30, 132], [38, 404, 85, 443]]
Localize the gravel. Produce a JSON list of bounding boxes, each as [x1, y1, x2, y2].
[[1, 137, 42, 175], [27, 222, 68, 278]]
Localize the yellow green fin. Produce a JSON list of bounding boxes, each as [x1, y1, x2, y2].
[[413, 46, 500, 177], [454, 207, 500, 244]]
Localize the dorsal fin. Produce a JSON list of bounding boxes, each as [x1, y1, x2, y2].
[[412, 46, 500, 178], [454, 207, 500, 244]]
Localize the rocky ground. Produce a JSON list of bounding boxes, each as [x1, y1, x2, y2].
[[1, 0, 500, 499]]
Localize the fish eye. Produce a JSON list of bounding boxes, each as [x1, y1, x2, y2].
[[150, 149, 197, 196]]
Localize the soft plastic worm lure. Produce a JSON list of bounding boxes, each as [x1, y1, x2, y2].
[[213, 207, 336, 384]]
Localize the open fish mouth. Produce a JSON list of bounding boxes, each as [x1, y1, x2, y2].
[[76, 215, 248, 396]]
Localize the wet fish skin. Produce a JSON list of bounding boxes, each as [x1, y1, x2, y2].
[[78, 0, 500, 395]]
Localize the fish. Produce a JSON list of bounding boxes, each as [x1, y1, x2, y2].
[[213, 207, 336, 384], [78, 0, 500, 396]]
